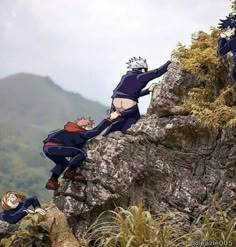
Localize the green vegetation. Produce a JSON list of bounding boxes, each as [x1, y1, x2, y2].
[[173, 28, 236, 128], [0, 73, 107, 202]]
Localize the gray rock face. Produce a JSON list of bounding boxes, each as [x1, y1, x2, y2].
[[148, 62, 199, 116], [53, 63, 236, 238]]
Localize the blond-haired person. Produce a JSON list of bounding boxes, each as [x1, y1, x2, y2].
[[0, 191, 46, 224]]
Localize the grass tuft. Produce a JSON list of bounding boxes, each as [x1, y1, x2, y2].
[[173, 28, 236, 128], [84, 203, 236, 247]]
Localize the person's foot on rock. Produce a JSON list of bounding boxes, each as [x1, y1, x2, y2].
[[63, 170, 86, 181], [45, 179, 59, 190]]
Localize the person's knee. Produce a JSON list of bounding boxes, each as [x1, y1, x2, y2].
[[43, 146, 48, 154], [43, 147, 52, 157], [73, 149, 86, 159], [80, 150, 87, 159], [43, 147, 57, 156], [122, 118, 137, 131]]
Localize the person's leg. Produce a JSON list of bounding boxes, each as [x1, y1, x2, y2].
[[43, 147, 73, 177], [43, 146, 83, 189], [46, 146, 82, 157], [43, 146, 69, 190], [105, 104, 141, 135], [48, 146, 86, 170], [63, 149, 87, 181], [43, 146, 71, 177], [121, 117, 138, 133], [68, 149, 86, 168], [120, 106, 140, 133], [49, 156, 69, 178], [103, 119, 125, 136], [231, 65, 236, 84]]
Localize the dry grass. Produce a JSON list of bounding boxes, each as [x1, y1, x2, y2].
[[1, 203, 235, 246], [84, 203, 236, 247], [173, 28, 236, 128], [176, 86, 236, 128]]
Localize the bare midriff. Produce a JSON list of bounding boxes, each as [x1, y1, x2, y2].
[[112, 98, 137, 112]]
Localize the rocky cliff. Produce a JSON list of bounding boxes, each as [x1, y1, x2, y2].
[[53, 63, 236, 239]]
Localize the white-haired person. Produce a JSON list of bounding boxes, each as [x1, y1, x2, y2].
[[0, 191, 46, 224], [104, 57, 171, 135]]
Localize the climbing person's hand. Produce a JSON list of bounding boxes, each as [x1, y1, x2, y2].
[[35, 208, 46, 215], [110, 111, 121, 120], [220, 27, 236, 38], [148, 83, 158, 92], [220, 32, 227, 38]]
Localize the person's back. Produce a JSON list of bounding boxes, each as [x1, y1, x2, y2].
[[104, 57, 171, 135], [112, 70, 144, 102], [43, 124, 86, 149]]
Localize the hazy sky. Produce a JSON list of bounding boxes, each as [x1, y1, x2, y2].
[[0, 0, 231, 112]]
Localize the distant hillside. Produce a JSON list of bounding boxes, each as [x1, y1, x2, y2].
[[0, 73, 108, 202]]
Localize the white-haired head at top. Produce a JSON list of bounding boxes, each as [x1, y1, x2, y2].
[[126, 57, 148, 72]]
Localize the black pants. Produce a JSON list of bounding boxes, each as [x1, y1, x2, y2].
[[231, 64, 236, 83], [104, 104, 141, 135], [43, 146, 86, 176]]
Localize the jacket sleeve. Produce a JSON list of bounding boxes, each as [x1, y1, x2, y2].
[[0, 212, 5, 221], [24, 196, 41, 209], [81, 119, 112, 140], [139, 88, 150, 97], [0, 211, 27, 224], [137, 60, 171, 83], [218, 38, 230, 56]]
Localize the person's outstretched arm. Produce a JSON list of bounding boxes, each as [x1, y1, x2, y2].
[[23, 197, 46, 215], [0, 210, 28, 224], [139, 88, 150, 97], [24, 196, 41, 209], [81, 112, 121, 139], [137, 60, 171, 83], [81, 119, 112, 140]]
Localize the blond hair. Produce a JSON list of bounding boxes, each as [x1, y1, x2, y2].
[[0, 191, 26, 210]]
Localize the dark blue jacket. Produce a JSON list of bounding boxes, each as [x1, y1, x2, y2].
[[43, 119, 112, 148], [0, 196, 41, 224], [112, 60, 171, 102], [218, 36, 236, 59]]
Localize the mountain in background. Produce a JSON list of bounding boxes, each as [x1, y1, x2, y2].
[[0, 73, 108, 201]]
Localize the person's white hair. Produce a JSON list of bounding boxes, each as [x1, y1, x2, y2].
[[126, 57, 148, 70]]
